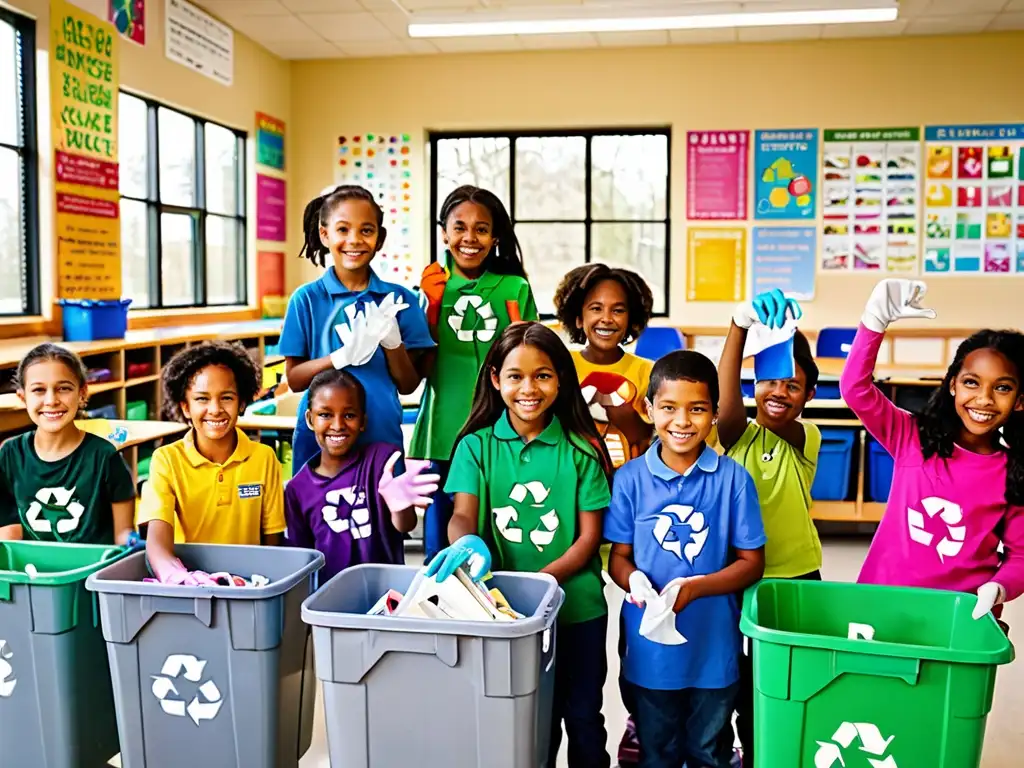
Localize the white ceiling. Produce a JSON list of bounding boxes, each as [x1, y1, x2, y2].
[[192, 0, 1024, 60]]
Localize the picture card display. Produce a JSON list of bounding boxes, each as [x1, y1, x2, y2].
[[821, 128, 921, 274], [687, 131, 749, 220], [754, 130, 818, 220]]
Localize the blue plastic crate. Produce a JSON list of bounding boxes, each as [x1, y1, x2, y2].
[[810, 427, 857, 501], [60, 299, 132, 342], [815, 381, 842, 400], [867, 438, 894, 502]]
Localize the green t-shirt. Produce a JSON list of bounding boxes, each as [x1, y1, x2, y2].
[[445, 412, 611, 624], [0, 432, 135, 544], [410, 254, 538, 462], [727, 420, 822, 578]]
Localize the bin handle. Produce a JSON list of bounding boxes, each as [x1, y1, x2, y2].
[[835, 650, 921, 686], [139, 595, 214, 627]]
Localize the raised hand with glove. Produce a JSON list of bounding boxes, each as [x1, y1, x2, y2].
[[420, 262, 449, 328], [733, 289, 803, 331], [368, 293, 410, 350], [378, 451, 441, 512], [331, 304, 380, 369], [861, 279, 936, 333], [424, 534, 492, 583]]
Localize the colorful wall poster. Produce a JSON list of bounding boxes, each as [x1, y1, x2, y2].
[[686, 227, 747, 302], [923, 124, 1024, 276], [256, 175, 286, 241], [751, 227, 816, 300], [256, 250, 285, 303], [754, 130, 818, 220], [336, 133, 416, 287], [256, 112, 285, 170], [51, 0, 121, 300], [687, 131, 749, 220], [165, 0, 232, 86], [109, 0, 144, 46], [821, 127, 921, 274]]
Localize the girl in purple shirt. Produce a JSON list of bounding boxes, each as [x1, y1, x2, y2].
[[284, 369, 439, 584]]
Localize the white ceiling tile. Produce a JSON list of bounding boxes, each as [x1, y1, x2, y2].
[[374, 10, 416, 36], [298, 12, 396, 40], [821, 19, 908, 38], [668, 28, 737, 44], [921, 0, 1008, 14], [518, 32, 598, 49], [890, 0, 932, 17], [432, 35, 524, 51], [906, 14, 997, 34], [404, 39, 441, 53], [337, 39, 413, 55], [201, 0, 290, 16], [262, 39, 347, 58], [396, 0, 481, 9], [595, 30, 669, 46], [230, 14, 326, 42], [988, 11, 1024, 29], [737, 24, 823, 42], [282, 0, 365, 11]]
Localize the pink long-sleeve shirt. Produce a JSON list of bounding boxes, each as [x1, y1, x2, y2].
[[840, 324, 1024, 601]]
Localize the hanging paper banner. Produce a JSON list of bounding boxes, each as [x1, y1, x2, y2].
[[256, 112, 285, 170], [752, 227, 816, 300], [165, 0, 233, 86], [109, 0, 145, 46], [754, 129, 818, 220], [686, 227, 746, 302], [687, 130, 749, 220]]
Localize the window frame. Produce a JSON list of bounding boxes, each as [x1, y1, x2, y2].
[[427, 127, 672, 318], [0, 7, 40, 317], [118, 91, 247, 310]]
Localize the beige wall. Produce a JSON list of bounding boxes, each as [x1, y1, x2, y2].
[[290, 32, 1024, 331]]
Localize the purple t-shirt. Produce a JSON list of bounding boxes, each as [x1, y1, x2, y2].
[[284, 442, 406, 584]]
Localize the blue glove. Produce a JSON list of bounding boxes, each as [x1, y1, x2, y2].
[[424, 534, 491, 583], [751, 289, 802, 330], [125, 531, 145, 551]]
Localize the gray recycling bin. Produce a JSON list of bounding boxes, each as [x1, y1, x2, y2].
[[85, 543, 324, 768], [301, 564, 564, 768]]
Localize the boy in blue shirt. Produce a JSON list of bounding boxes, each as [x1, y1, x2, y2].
[[605, 350, 766, 768]]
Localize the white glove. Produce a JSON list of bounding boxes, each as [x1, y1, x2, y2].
[[861, 279, 936, 333], [973, 581, 1006, 620], [626, 570, 655, 607], [364, 294, 409, 351], [331, 305, 380, 369]]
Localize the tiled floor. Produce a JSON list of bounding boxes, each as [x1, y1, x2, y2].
[[297, 535, 1023, 767]]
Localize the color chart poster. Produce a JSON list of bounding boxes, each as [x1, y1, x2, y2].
[[821, 127, 920, 274], [109, 0, 145, 46], [256, 112, 285, 170], [752, 227, 816, 300], [687, 131, 749, 220], [923, 123, 1024, 276], [336, 133, 416, 287], [686, 227, 746, 302], [754, 130, 818, 220], [51, 0, 122, 299]]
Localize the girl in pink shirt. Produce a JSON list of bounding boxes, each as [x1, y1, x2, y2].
[[840, 279, 1024, 621]]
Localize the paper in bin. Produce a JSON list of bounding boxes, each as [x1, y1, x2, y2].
[[393, 567, 516, 622], [745, 320, 797, 382]]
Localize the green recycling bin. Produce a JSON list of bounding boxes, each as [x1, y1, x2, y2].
[[741, 579, 1014, 768], [0, 541, 125, 768]]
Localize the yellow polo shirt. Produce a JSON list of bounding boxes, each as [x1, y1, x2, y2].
[[137, 429, 286, 544]]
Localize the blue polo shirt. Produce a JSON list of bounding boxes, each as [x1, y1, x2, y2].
[[280, 267, 434, 452], [605, 441, 765, 691]]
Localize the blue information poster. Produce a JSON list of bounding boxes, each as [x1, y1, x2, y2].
[[752, 226, 817, 299], [754, 129, 819, 220]]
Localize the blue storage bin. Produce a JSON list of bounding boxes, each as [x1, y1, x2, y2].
[[867, 438, 894, 502], [810, 427, 857, 501], [635, 327, 686, 361], [60, 299, 132, 341], [815, 381, 842, 400]]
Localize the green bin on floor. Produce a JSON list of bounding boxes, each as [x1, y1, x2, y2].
[[741, 579, 1014, 768], [0, 541, 125, 768]]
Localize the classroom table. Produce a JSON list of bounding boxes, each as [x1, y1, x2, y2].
[[75, 419, 187, 478]]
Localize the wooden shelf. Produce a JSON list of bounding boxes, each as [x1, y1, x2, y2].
[[125, 374, 161, 386], [812, 500, 886, 522], [88, 380, 124, 394], [264, 355, 285, 366]]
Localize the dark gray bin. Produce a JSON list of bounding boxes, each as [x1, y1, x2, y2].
[[301, 564, 564, 768], [85, 543, 324, 768]]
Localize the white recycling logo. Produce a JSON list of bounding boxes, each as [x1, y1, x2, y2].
[[25, 486, 84, 535], [653, 504, 708, 563], [492, 482, 559, 552], [815, 721, 898, 768], [906, 496, 966, 562], [0, 640, 16, 698], [447, 295, 498, 342], [151, 654, 224, 725], [322, 487, 372, 540]]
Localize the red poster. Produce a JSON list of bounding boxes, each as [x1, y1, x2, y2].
[[687, 131, 749, 220], [257, 251, 285, 303]]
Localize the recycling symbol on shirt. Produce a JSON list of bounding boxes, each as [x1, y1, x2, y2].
[[906, 496, 965, 562], [815, 721, 898, 768], [447, 295, 498, 343], [492, 482, 559, 552], [25, 486, 85, 536], [151, 654, 224, 725], [322, 487, 372, 540], [653, 504, 708, 563], [0, 640, 16, 698]]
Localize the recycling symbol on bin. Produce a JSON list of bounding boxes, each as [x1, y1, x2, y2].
[[815, 721, 898, 768], [151, 654, 224, 725], [322, 486, 372, 540], [492, 482, 559, 552], [0, 640, 16, 698], [653, 504, 709, 564], [447, 295, 498, 343], [25, 486, 84, 536], [906, 496, 966, 562]]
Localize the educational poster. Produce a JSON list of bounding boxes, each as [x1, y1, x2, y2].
[[109, 0, 144, 46], [51, 0, 122, 300], [686, 228, 746, 302], [256, 175, 286, 242], [336, 133, 416, 287], [922, 124, 1024, 275], [256, 112, 285, 170], [751, 227, 816, 300], [687, 131, 749, 220], [754, 130, 818, 220], [165, 0, 232, 86], [256, 251, 285, 304], [821, 128, 921, 274]]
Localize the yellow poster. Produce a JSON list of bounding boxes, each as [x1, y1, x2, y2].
[[686, 227, 747, 302], [50, 0, 121, 299]]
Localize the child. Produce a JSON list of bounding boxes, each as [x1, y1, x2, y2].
[[0, 343, 135, 544], [411, 185, 537, 562], [284, 368, 439, 584], [605, 350, 766, 768], [841, 279, 1024, 620], [282, 184, 434, 471], [553, 262, 655, 764], [426, 322, 613, 768], [138, 342, 286, 582]]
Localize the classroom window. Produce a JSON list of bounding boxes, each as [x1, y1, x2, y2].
[[0, 9, 39, 317], [430, 130, 671, 316], [118, 92, 246, 309]]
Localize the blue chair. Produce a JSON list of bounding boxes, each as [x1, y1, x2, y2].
[[635, 327, 686, 361], [816, 327, 857, 359]]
